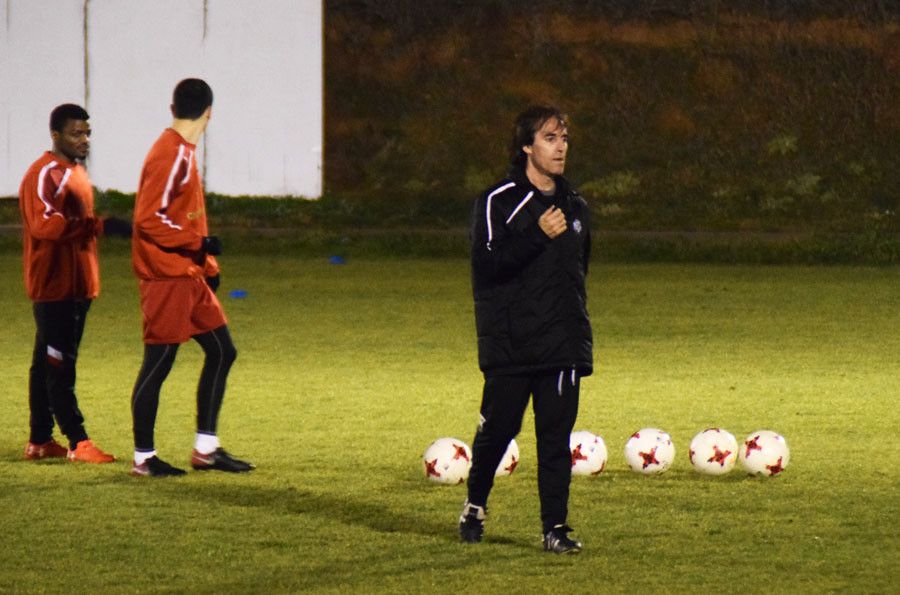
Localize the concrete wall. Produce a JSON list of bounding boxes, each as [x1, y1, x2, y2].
[[0, 0, 322, 197]]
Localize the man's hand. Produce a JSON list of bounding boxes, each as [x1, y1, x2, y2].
[[201, 236, 223, 255], [538, 206, 567, 239]]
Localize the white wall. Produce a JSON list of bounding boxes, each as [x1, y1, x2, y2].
[[0, 0, 322, 198], [1, 0, 87, 196]]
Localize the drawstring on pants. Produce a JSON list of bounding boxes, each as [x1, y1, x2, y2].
[[558, 367, 577, 396]]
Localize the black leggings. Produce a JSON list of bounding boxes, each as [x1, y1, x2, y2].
[[131, 325, 237, 451]]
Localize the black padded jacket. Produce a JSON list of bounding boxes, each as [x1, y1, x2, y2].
[[470, 166, 593, 378]]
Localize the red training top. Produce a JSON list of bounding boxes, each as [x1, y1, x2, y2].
[[132, 128, 219, 281], [19, 151, 101, 301]]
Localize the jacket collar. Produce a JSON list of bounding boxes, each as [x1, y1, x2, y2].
[[508, 164, 570, 203]]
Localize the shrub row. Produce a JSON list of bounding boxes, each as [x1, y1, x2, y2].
[[325, 2, 900, 235]]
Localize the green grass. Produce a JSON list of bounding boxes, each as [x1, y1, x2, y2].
[[0, 245, 897, 593]]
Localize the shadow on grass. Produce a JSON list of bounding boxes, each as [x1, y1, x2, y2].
[[147, 478, 534, 550], [1, 446, 545, 551]]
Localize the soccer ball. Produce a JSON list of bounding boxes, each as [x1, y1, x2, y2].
[[624, 428, 675, 474], [739, 430, 790, 477], [569, 430, 608, 476], [495, 438, 520, 477], [422, 437, 472, 485], [689, 428, 738, 475]]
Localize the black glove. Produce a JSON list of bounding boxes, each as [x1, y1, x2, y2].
[[102, 217, 132, 238], [206, 274, 220, 293], [201, 236, 223, 255]]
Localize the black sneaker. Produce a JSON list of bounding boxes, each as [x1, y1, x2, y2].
[[132, 456, 187, 477], [542, 524, 582, 554], [459, 501, 486, 543], [191, 448, 255, 473]]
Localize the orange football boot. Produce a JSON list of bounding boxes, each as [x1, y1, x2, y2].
[[67, 439, 116, 463], [24, 439, 69, 460]]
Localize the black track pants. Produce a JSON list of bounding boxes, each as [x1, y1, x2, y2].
[[466, 369, 580, 532], [131, 325, 236, 450], [29, 300, 91, 447]]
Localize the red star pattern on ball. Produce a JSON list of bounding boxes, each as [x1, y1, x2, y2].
[[453, 444, 470, 462], [766, 456, 785, 475], [425, 458, 440, 478], [504, 455, 519, 474], [707, 445, 732, 466], [571, 444, 588, 467], [744, 435, 762, 457], [640, 446, 659, 469]]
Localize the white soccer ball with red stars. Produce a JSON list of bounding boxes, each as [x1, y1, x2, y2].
[[494, 438, 520, 477], [422, 437, 472, 485], [569, 430, 608, 476], [689, 428, 738, 475], [739, 430, 790, 477], [624, 428, 675, 474]]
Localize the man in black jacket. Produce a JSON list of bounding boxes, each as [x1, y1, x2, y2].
[[459, 106, 593, 554]]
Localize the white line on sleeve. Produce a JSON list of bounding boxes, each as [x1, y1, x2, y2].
[[485, 182, 516, 248], [156, 145, 186, 230], [36, 161, 65, 220], [182, 149, 194, 185], [161, 144, 186, 210]]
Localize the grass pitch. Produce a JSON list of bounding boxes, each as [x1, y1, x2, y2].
[[0, 246, 897, 593]]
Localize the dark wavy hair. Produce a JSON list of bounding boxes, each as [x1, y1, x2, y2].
[[50, 104, 89, 132], [509, 105, 568, 168]]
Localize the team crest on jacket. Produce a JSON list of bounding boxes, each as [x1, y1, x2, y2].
[[573, 219, 582, 234]]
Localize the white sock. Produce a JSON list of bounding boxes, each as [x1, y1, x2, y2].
[[195, 433, 220, 455], [134, 450, 157, 465]]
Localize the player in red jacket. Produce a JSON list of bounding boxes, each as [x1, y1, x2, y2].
[[19, 104, 128, 464], [130, 78, 253, 477]]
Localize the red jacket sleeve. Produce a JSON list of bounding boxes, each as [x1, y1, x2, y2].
[[22, 164, 96, 242]]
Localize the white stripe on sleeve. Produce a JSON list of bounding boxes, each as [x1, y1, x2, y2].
[[485, 182, 516, 249], [36, 161, 65, 220], [161, 144, 186, 210], [182, 149, 194, 185], [156, 145, 186, 231]]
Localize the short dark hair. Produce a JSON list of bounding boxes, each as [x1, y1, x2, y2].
[[510, 105, 568, 168], [50, 104, 89, 132], [172, 78, 213, 119]]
